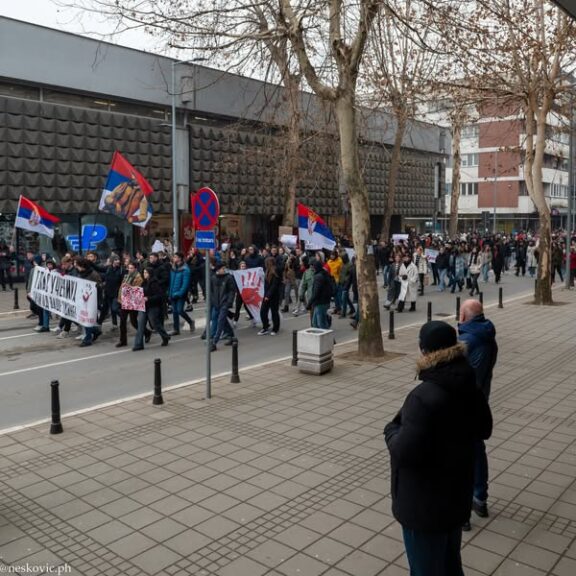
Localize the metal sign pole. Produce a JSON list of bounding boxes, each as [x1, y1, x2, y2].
[[205, 251, 211, 399]]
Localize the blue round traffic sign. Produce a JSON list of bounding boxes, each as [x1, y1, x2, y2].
[[191, 187, 220, 230]]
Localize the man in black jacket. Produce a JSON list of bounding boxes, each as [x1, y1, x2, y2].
[[384, 321, 492, 576], [308, 260, 333, 329], [209, 263, 236, 351]]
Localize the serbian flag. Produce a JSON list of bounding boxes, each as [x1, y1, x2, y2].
[[15, 196, 60, 239], [297, 203, 336, 251], [99, 151, 154, 228]]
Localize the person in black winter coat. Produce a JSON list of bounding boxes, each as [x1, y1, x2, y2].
[[308, 260, 333, 329], [258, 256, 281, 335], [209, 263, 237, 350], [98, 257, 123, 328], [244, 245, 265, 269], [133, 268, 170, 350], [459, 300, 498, 526], [384, 321, 492, 576]]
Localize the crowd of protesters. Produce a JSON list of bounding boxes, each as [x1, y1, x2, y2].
[[10, 228, 576, 352]]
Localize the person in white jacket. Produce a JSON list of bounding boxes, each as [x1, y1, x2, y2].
[[397, 253, 419, 312]]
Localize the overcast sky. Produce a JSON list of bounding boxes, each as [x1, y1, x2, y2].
[[0, 0, 169, 54]]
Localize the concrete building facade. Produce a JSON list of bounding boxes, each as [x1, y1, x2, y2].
[[0, 16, 446, 260]]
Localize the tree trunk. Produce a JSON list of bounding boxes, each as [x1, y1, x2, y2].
[[449, 121, 462, 238], [335, 93, 384, 357], [282, 74, 301, 227], [533, 107, 553, 304], [381, 115, 406, 240]]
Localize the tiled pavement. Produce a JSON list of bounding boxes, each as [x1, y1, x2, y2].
[[1, 291, 576, 575]]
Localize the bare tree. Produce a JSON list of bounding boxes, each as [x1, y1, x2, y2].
[[279, 0, 384, 357], [453, 0, 576, 304], [364, 0, 442, 240], [67, 0, 305, 227]]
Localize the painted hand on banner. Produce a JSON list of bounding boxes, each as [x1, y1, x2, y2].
[[240, 272, 263, 308]]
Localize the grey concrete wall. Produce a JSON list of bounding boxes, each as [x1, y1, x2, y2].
[[0, 16, 444, 154]]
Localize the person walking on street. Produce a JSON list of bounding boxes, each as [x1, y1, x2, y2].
[[169, 252, 195, 336], [116, 261, 142, 348], [75, 258, 103, 347], [133, 267, 170, 351], [384, 321, 493, 576], [435, 246, 450, 292], [98, 256, 123, 330], [259, 256, 282, 335], [458, 299, 498, 531], [396, 253, 419, 313], [209, 262, 237, 351], [0, 242, 14, 291], [468, 248, 482, 296], [413, 246, 429, 296], [307, 260, 333, 329]]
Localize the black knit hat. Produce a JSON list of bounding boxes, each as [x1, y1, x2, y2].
[[419, 321, 457, 353]]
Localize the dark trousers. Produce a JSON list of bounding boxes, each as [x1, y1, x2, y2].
[[234, 293, 252, 322], [431, 263, 439, 285], [469, 273, 480, 295], [98, 295, 119, 326], [418, 272, 425, 294], [402, 526, 464, 576], [119, 309, 138, 344], [515, 261, 526, 276], [551, 264, 563, 283], [260, 296, 280, 332], [0, 268, 13, 290], [474, 440, 489, 504]]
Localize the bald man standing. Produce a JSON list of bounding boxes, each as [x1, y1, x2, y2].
[[459, 299, 498, 530]]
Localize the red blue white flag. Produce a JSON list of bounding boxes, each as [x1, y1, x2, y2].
[[15, 195, 60, 239], [99, 151, 154, 228], [297, 203, 336, 251]]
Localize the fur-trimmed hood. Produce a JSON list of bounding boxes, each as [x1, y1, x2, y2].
[[416, 342, 467, 375]]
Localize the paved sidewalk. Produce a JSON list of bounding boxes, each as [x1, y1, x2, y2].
[[0, 291, 576, 575]]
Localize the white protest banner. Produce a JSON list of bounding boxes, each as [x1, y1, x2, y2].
[[30, 267, 98, 327], [151, 239, 165, 253], [280, 234, 298, 247], [425, 248, 439, 263], [392, 234, 409, 245], [120, 285, 146, 312], [232, 267, 264, 324]]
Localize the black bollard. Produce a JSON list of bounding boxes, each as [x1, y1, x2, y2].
[[388, 310, 395, 340], [291, 330, 298, 367], [479, 292, 484, 305], [456, 296, 461, 321], [50, 380, 63, 435], [153, 359, 164, 405], [13, 287, 19, 310], [498, 287, 503, 309], [231, 339, 241, 384], [427, 301, 432, 323]]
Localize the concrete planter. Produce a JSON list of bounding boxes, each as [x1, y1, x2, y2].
[[297, 328, 334, 375]]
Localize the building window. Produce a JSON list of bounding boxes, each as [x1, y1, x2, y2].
[[461, 125, 479, 139], [0, 81, 40, 100], [460, 182, 478, 196], [461, 153, 479, 167]]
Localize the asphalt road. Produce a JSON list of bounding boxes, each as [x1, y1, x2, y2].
[[0, 273, 537, 430]]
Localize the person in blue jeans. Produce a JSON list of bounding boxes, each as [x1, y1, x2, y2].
[[385, 321, 492, 576], [307, 260, 332, 329], [209, 263, 236, 351], [169, 252, 194, 336], [435, 246, 450, 292], [458, 299, 498, 530]]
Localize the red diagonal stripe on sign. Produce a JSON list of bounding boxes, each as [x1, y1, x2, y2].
[[195, 194, 215, 225]]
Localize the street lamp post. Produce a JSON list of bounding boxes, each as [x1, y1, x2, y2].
[[493, 149, 498, 234], [171, 57, 206, 252], [565, 93, 574, 289]]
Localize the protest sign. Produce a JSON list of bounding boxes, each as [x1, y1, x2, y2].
[[425, 248, 439, 263], [232, 267, 264, 325], [30, 267, 98, 327], [120, 285, 146, 312]]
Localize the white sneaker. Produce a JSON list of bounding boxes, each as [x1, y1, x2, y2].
[[257, 328, 270, 336], [51, 327, 62, 334], [57, 331, 69, 339], [70, 325, 79, 333], [75, 334, 84, 341], [33, 326, 43, 332], [270, 331, 277, 336]]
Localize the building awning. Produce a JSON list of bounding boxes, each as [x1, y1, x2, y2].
[[553, 1, 576, 19]]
